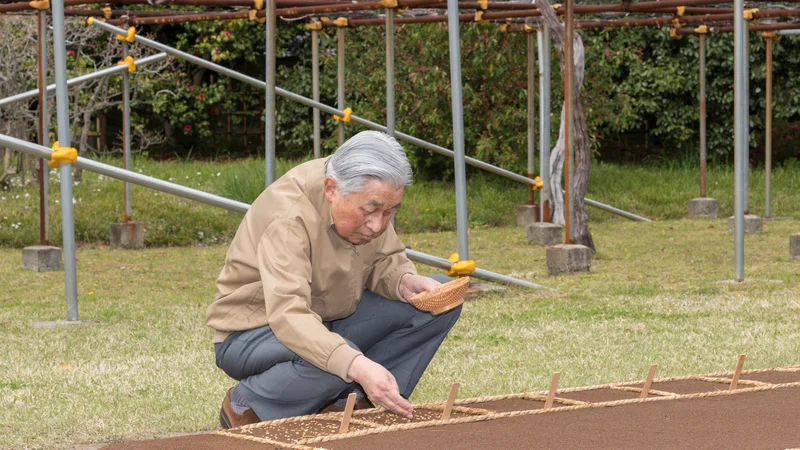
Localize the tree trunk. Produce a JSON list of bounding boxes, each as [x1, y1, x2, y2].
[[531, 0, 595, 252]]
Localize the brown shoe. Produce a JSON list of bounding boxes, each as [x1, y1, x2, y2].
[[318, 396, 375, 414], [219, 387, 261, 429]]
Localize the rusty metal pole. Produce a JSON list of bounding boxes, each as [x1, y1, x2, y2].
[[765, 34, 773, 218], [337, 26, 345, 146], [37, 10, 50, 245], [312, 22, 321, 158], [699, 33, 707, 198], [265, 0, 277, 186], [564, 0, 575, 243]]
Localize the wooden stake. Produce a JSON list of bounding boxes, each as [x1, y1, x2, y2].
[[640, 364, 658, 398], [441, 382, 460, 420], [729, 354, 747, 391], [337, 392, 357, 434], [544, 372, 561, 409]]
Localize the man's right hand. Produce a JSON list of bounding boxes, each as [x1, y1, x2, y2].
[[347, 355, 413, 419]]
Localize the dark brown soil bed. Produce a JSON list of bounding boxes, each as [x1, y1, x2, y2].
[[101, 434, 271, 450], [741, 370, 800, 385], [636, 378, 729, 395], [558, 388, 640, 403], [225, 418, 372, 442], [323, 387, 800, 450], [356, 407, 473, 426], [466, 398, 544, 413]]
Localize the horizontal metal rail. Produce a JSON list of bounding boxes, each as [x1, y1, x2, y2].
[[0, 133, 549, 290], [87, 19, 646, 222], [0, 53, 167, 108]]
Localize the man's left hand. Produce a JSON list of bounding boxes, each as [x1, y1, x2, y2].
[[398, 274, 441, 302]]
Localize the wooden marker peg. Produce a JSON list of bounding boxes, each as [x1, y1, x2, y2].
[[337, 392, 357, 434], [640, 364, 658, 398], [544, 372, 561, 409], [729, 354, 747, 391], [441, 382, 460, 420]]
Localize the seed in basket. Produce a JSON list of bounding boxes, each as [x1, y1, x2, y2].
[[409, 277, 470, 315]]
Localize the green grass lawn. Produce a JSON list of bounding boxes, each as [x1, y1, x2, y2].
[[2, 217, 800, 449]]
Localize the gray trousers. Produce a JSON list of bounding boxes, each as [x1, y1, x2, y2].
[[214, 274, 461, 421]]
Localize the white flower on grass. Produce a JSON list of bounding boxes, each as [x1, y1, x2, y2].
[[216, 172, 221, 176], [185, 176, 189, 179], [72, 198, 77, 204], [168, 177, 174, 181], [1, 197, 5, 200], [24, 193, 29, 198], [196, 172, 201, 175], [98, 175, 104, 181], [73, 181, 80, 186], [138, 169, 143, 173], [3, 216, 7, 220], [55, 200, 59, 203]]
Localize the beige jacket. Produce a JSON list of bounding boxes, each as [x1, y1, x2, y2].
[[206, 158, 416, 381]]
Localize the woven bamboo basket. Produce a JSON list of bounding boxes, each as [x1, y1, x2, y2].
[[409, 276, 470, 315]]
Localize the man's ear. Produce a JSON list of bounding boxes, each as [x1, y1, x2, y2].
[[323, 177, 338, 203]]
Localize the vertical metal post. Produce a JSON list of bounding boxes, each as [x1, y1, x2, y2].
[[527, 31, 535, 206], [446, 0, 469, 260], [52, 0, 79, 320], [765, 34, 773, 218], [337, 27, 346, 147], [386, 8, 395, 136], [699, 33, 707, 198], [538, 27, 551, 222], [37, 10, 50, 245], [265, 0, 277, 186], [734, 0, 747, 281], [122, 41, 132, 221], [563, 0, 575, 243], [312, 24, 321, 158]]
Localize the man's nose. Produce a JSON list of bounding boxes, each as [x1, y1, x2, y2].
[[366, 217, 382, 234]]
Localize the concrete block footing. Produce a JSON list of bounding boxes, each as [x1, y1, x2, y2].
[[790, 234, 800, 261], [527, 223, 563, 246], [516, 204, 540, 227], [727, 215, 763, 234], [688, 197, 719, 219], [546, 244, 592, 276], [22, 246, 63, 272], [110, 221, 145, 249]]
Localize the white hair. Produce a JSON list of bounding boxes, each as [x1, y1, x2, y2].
[[325, 131, 413, 196]]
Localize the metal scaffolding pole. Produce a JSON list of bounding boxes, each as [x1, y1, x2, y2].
[[734, 0, 747, 281], [386, 8, 395, 136], [0, 54, 167, 107], [312, 23, 321, 158], [527, 31, 535, 206], [37, 10, 50, 245], [699, 33, 707, 198], [337, 26, 346, 146], [744, 19, 750, 214], [446, 0, 469, 261], [265, 0, 277, 186], [765, 33, 774, 218], [122, 41, 133, 221], [538, 26, 551, 222], [52, 0, 79, 321], [564, 0, 575, 242], [86, 20, 647, 223], [0, 133, 550, 291]]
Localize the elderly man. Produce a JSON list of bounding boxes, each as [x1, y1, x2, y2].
[[207, 131, 461, 429]]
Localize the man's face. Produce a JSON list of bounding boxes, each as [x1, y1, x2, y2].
[[324, 177, 404, 245]]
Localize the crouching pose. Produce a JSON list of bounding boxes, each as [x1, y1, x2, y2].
[[207, 131, 461, 428]]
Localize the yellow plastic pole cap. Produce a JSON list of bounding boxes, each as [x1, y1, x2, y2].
[[48, 141, 78, 169]]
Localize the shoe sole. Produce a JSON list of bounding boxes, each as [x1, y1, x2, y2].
[[219, 406, 232, 429]]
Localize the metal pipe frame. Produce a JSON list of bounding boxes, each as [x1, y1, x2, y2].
[[0, 53, 168, 107], [527, 31, 535, 206], [734, 0, 746, 281], [337, 26, 345, 147], [87, 19, 647, 223], [446, 0, 470, 261], [538, 26, 551, 222], [265, 0, 277, 186], [0, 132, 549, 290], [37, 10, 50, 245], [122, 41, 133, 221], [744, 18, 750, 214], [312, 23, 321, 158], [52, 0, 80, 321], [765, 34, 773, 218], [386, 7, 396, 136], [699, 33, 707, 198]]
